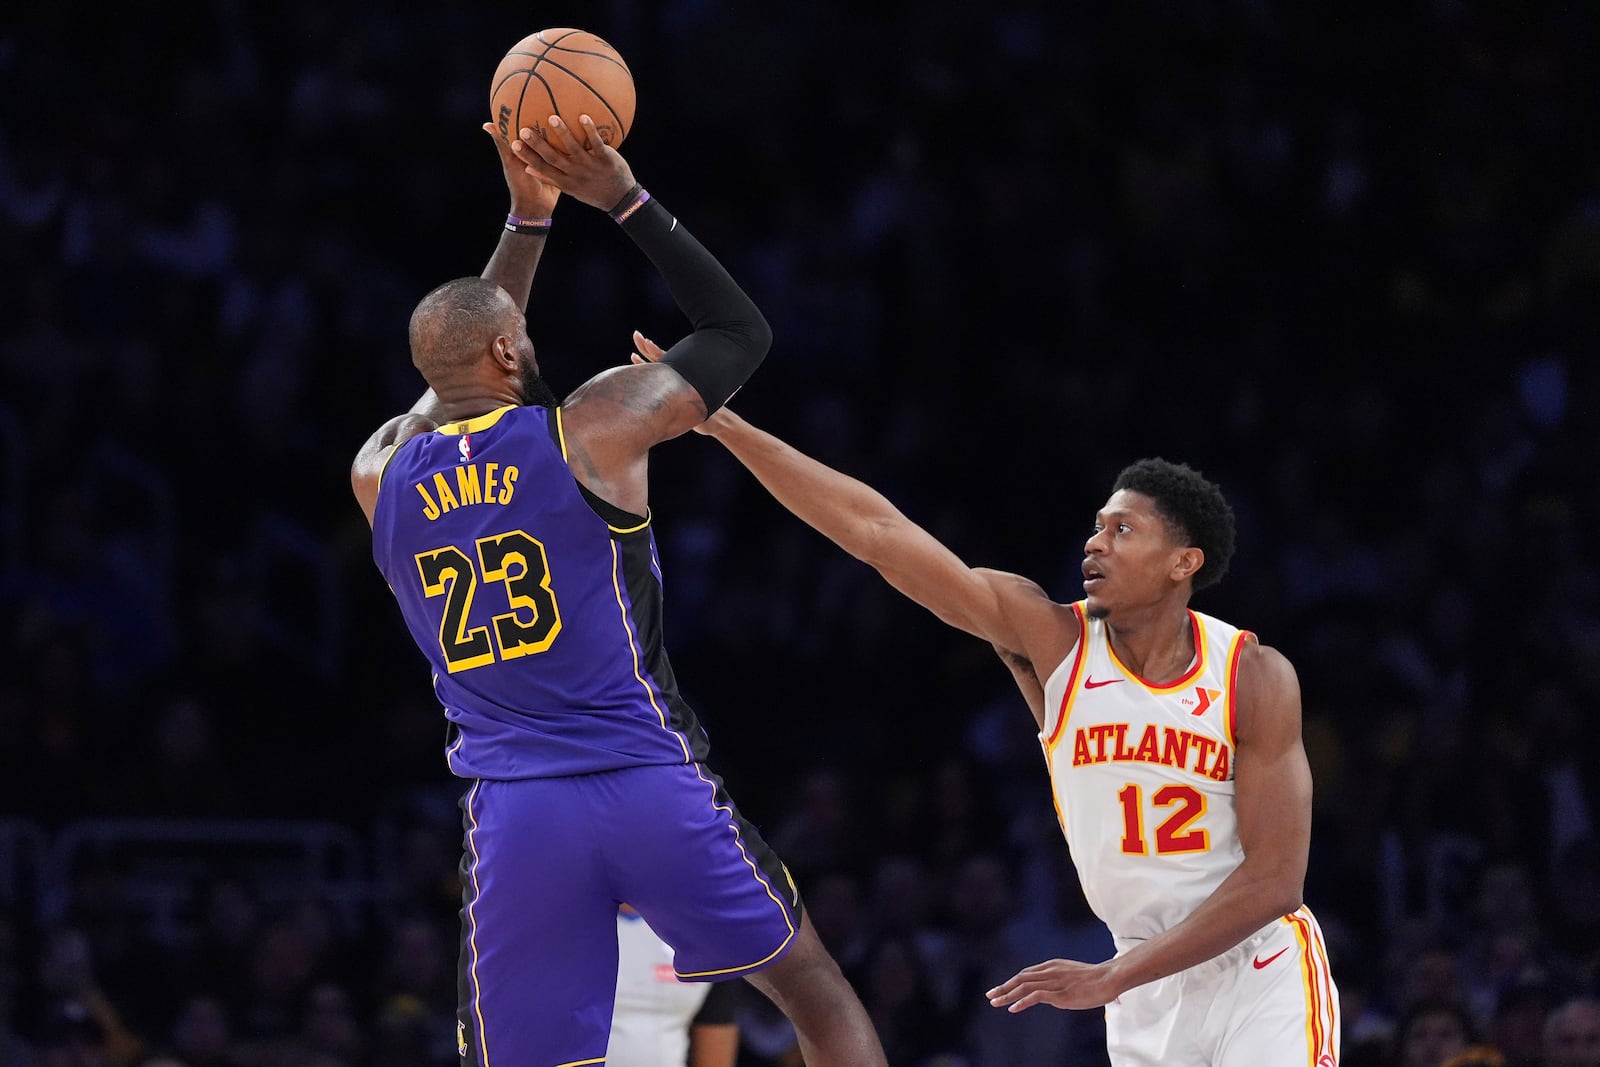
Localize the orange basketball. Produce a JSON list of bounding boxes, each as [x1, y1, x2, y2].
[[490, 28, 636, 149]]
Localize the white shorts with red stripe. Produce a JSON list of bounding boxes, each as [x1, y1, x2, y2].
[[1104, 906, 1340, 1066]]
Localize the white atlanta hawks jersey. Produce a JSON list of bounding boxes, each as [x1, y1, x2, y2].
[[1040, 604, 1255, 943]]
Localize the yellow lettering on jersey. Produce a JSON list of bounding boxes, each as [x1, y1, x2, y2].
[[456, 465, 483, 506], [417, 483, 441, 521], [1192, 735, 1219, 776], [1132, 723, 1160, 763], [414, 463, 519, 520], [432, 472, 461, 514]]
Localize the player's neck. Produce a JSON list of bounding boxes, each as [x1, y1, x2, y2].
[[1105, 604, 1194, 684], [430, 383, 525, 424]]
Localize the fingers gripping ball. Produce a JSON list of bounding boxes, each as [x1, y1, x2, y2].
[[491, 29, 636, 149]]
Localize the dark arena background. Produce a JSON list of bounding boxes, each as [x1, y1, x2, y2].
[[1, 3, 1597, 1066]]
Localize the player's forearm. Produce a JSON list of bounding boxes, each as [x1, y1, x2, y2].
[[711, 412, 904, 561], [1103, 863, 1302, 996], [614, 191, 771, 412], [480, 224, 550, 311]]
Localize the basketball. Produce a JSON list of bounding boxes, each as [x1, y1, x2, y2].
[[490, 29, 636, 150]]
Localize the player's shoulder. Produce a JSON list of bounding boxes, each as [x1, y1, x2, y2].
[[352, 412, 438, 525], [1235, 638, 1296, 679], [1231, 639, 1302, 736], [354, 414, 435, 481]]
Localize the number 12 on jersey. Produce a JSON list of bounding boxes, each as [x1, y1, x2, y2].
[[1117, 783, 1209, 856], [414, 530, 562, 672]]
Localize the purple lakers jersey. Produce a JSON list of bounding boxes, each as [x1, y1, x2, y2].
[[371, 404, 709, 779]]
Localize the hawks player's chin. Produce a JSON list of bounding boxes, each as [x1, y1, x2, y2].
[[1084, 580, 1112, 619]]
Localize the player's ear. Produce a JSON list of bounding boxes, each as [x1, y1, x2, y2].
[[491, 335, 517, 369], [1172, 547, 1204, 583]]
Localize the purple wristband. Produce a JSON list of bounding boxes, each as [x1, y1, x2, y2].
[[505, 214, 552, 235], [607, 185, 651, 224]]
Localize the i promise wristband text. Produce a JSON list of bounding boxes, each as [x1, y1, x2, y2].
[[505, 214, 553, 235], [608, 184, 651, 223]]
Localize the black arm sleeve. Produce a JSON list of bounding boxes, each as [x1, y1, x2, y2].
[[617, 193, 773, 414]]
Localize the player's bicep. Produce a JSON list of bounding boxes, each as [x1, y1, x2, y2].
[[563, 362, 706, 454], [865, 522, 1040, 648], [1233, 644, 1312, 893]]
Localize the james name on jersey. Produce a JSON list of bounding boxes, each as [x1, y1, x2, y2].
[[413, 461, 521, 521]]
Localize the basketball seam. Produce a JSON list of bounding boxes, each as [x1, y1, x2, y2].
[[535, 28, 585, 50], [518, 69, 561, 138], [522, 54, 630, 140], [492, 35, 556, 99], [542, 42, 632, 76]]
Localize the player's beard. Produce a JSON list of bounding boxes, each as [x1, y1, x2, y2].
[[517, 349, 559, 409]]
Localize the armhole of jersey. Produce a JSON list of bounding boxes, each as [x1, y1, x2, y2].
[[551, 405, 569, 460], [375, 437, 409, 492], [550, 406, 652, 534], [373, 428, 427, 509], [1224, 629, 1255, 749], [579, 484, 651, 534], [1043, 602, 1089, 750]]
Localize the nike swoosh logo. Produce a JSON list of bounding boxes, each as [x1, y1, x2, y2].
[[1253, 947, 1289, 970], [1084, 677, 1124, 689]]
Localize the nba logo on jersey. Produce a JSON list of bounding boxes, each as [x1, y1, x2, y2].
[[459, 433, 472, 462]]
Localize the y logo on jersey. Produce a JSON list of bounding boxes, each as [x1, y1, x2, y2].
[[1181, 687, 1223, 716], [459, 433, 473, 462]]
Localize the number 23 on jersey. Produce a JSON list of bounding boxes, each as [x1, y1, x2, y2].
[[414, 529, 562, 672]]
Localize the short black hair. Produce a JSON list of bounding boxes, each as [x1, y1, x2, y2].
[[409, 277, 513, 380], [1111, 458, 1237, 591]]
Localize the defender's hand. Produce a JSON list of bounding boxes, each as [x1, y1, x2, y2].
[[630, 331, 736, 436], [512, 115, 637, 212], [987, 958, 1123, 1012], [483, 122, 560, 218]]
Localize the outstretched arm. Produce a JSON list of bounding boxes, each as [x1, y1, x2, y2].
[[702, 408, 1062, 655], [480, 122, 561, 309], [511, 118, 773, 515], [520, 116, 770, 424], [988, 641, 1312, 1012], [406, 124, 563, 422]]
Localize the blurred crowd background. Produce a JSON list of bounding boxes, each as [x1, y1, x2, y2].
[[2, 2, 1598, 1066]]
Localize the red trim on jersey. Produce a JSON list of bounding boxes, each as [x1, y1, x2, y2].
[[1045, 602, 1089, 749], [1286, 908, 1338, 1066], [1224, 630, 1255, 749], [1108, 610, 1208, 692], [1308, 910, 1340, 1063]]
